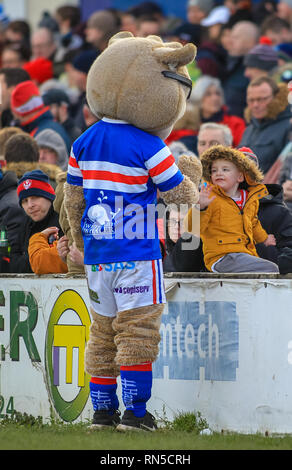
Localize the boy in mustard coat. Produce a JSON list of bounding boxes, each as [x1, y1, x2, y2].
[[186, 145, 279, 273]]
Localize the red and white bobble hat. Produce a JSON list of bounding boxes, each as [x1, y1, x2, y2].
[[11, 80, 45, 116], [237, 146, 259, 167]]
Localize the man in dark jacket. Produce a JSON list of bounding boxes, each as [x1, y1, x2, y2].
[[9, 169, 63, 273], [239, 76, 292, 174], [10, 80, 71, 152], [0, 169, 26, 272], [256, 183, 292, 273]]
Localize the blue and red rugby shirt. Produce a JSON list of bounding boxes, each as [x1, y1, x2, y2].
[[67, 118, 184, 265]]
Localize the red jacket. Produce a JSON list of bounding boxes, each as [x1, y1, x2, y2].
[[220, 111, 246, 147]]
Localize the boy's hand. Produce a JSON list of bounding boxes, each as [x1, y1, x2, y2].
[[264, 234, 276, 246], [199, 183, 216, 210]]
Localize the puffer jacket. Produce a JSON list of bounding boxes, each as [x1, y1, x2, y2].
[[28, 232, 68, 275], [186, 183, 269, 271]]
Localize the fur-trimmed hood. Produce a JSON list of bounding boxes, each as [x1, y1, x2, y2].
[[3, 161, 62, 187], [244, 83, 289, 124], [200, 145, 264, 185]]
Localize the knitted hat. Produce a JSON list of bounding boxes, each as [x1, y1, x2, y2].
[[170, 22, 202, 46], [244, 37, 278, 71], [35, 129, 69, 171], [11, 80, 45, 116], [23, 57, 54, 85], [200, 145, 264, 185], [42, 88, 70, 106], [72, 49, 99, 74], [17, 169, 55, 206], [237, 146, 259, 167]]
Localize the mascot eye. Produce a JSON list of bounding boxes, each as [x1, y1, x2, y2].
[[161, 71, 192, 99]]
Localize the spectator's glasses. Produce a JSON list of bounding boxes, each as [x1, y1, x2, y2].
[[161, 71, 192, 99], [246, 95, 273, 105]]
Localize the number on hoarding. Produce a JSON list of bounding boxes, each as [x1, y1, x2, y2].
[[0, 395, 14, 418]]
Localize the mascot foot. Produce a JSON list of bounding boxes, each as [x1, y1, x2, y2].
[[116, 410, 157, 432], [90, 409, 121, 430]]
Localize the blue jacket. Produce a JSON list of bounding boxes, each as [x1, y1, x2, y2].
[[21, 108, 71, 153]]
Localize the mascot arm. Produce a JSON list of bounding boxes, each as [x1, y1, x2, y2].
[[160, 154, 202, 205], [63, 182, 85, 253]]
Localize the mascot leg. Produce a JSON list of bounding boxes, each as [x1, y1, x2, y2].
[[85, 309, 121, 429], [112, 303, 164, 431]]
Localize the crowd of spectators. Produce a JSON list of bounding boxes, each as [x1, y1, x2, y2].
[[0, 0, 291, 276]]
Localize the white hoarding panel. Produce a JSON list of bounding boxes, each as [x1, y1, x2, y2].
[[1, 275, 292, 433]]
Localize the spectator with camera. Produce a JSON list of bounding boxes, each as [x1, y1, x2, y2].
[[9, 169, 65, 273]]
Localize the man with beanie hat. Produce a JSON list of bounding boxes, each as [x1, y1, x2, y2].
[[187, 0, 214, 24], [9, 169, 64, 273], [42, 88, 81, 144], [10, 80, 71, 152], [244, 37, 279, 81]]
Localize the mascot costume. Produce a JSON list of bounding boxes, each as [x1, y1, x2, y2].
[[64, 32, 202, 431]]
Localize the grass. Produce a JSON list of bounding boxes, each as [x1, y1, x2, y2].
[[1, 410, 292, 451]]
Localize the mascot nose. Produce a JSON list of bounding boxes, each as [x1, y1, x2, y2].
[[161, 70, 192, 99]]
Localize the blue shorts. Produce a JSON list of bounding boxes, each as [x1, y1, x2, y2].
[[85, 259, 166, 317]]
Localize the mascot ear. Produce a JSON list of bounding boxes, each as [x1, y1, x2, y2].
[[108, 31, 134, 46], [153, 43, 197, 68]]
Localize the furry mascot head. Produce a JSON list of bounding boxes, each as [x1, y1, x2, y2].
[[87, 32, 195, 137], [64, 32, 202, 431]]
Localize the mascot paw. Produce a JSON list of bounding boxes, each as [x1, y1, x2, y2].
[[177, 154, 202, 187]]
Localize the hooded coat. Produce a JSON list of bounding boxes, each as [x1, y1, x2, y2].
[[3, 161, 62, 189], [186, 145, 269, 271], [0, 171, 26, 272], [239, 84, 292, 174]]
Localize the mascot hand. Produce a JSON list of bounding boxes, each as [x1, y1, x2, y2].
[[177, 154, 202, 187], [160, 154, 202, 206]]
